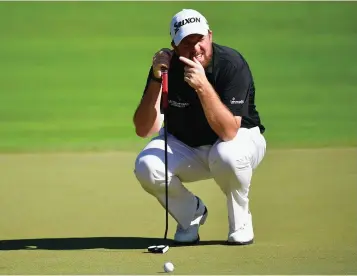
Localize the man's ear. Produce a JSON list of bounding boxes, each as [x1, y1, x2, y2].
[[208, 30, 213, 41], [172, 40, 181, 54]]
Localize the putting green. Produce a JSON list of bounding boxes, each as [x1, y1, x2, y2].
[[0, 148, 356, 274]]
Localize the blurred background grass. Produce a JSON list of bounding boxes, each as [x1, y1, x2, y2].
[[0, 1, 356, 152]]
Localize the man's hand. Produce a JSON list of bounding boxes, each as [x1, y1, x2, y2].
[[152, 48, 173, 79], [179, 56, 208, 91]]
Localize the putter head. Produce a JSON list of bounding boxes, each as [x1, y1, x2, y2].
[[147, 244, 169, 254]]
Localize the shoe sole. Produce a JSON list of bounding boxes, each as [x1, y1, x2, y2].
[[173, 237, 200, 246], [226, 239, 254, 246], [173, 207, 208, 246]]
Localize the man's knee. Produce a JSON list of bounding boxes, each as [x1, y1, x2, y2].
[[134, 152, 166, 194], [208, 140, 251, 175]]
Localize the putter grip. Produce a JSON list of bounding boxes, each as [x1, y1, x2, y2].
[[161, 68, 168, 109]]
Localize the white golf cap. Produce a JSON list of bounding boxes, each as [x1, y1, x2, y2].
[[170, 9, 210, 46]]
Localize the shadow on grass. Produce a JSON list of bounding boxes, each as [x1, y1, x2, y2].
[[0, 237, 226, 251]]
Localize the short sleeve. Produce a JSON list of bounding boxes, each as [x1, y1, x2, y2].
[[142, 66, 154, 98], [216, 60, 252, 117]]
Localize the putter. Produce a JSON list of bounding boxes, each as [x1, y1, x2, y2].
[[147, 67, 170, 254]]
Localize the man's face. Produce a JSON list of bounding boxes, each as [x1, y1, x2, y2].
[[173, 31, 213, 68]]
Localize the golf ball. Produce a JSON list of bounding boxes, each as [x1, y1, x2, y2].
[[163, 262, 174, 273]]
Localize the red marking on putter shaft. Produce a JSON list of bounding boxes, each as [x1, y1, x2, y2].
[[161, 69, 168, 109]]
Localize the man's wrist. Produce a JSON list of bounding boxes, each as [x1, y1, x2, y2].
[[195, 80, 210, 95], [151, 75, 162, 84]]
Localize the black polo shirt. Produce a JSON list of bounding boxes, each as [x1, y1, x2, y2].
[[142, 43, 265, 148]]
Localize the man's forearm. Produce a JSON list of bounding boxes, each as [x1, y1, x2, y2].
[[196, 83, 239, 141], [133, 80, 162, 137]]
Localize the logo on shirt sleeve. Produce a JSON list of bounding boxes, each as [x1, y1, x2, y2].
[[230, 97, 244, 105]]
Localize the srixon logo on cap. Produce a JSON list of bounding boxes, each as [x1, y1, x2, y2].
[[174, 17, 201, 34]]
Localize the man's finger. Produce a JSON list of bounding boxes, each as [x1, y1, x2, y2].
[[183, 65, 194, 71], [160, 50, 172, 57], [192, 56, 201, 65], [179, 56, 197, 67], [192, 57, 205, 73]]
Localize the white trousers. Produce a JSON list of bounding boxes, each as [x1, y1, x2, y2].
[[134, 126, 266, 233]]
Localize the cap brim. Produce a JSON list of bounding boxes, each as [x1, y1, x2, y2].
[[173, 25, 208, 46]]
